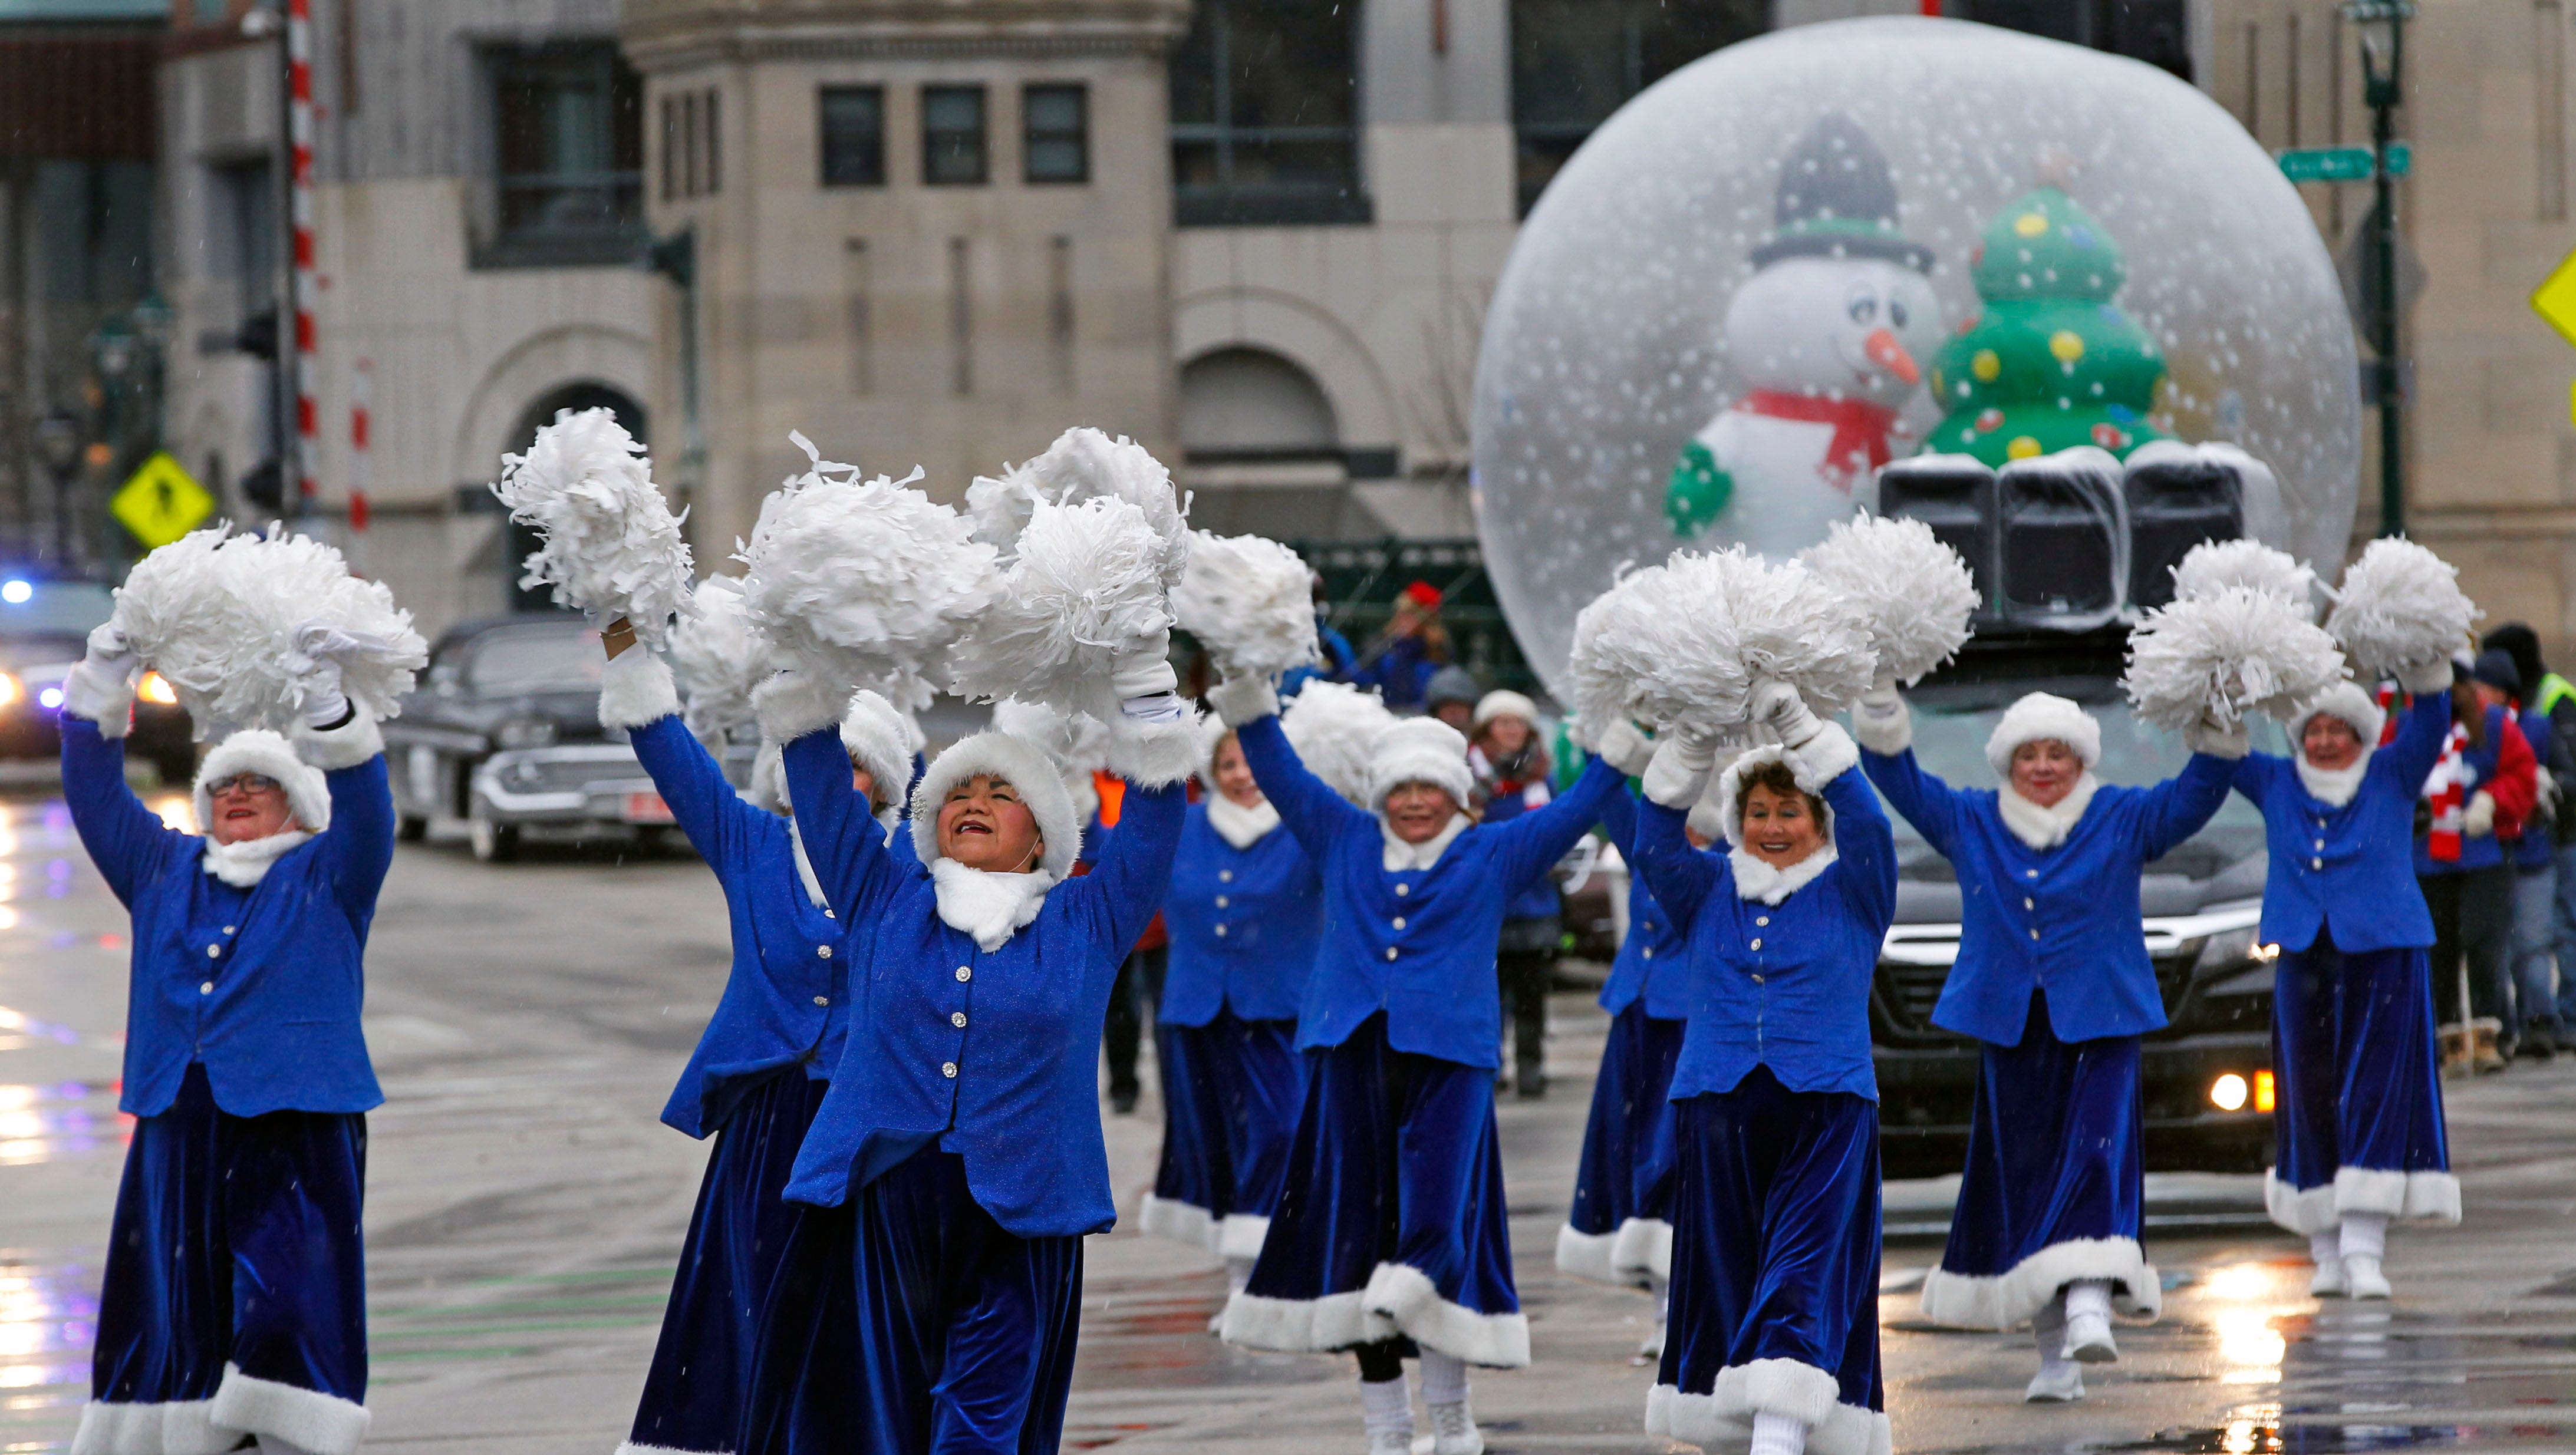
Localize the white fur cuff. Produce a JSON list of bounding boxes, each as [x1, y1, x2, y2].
[[1850, 689, 1910, 757], [294, 711, 385, 772], [62, 660, 136, 738], [206, 1364, 370, 1455], [1104, 711, 1204, 788], [1362, 1260, 1531, 1368], [2396, 658, 2455, 695], [1793, 720, 1860, 785], [598, 651, 681, 730], [754, 672, 846, 744], [1646, 1375, 1893, 1455], [1137, 1191, 1220, 1252], [70, 1398, 226, 1455], [1209, 674, 1279, 728], [1917, 1237, 2160, 1329]]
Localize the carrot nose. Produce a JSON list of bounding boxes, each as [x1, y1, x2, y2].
[[1864, 328, 1919, 384]]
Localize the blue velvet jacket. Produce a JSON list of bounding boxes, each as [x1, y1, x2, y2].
[[1633, 764, 1896, 1102], [1158, 803, 1322, 1027], [1236, 713, 1622, 1067], [778, 729, 1184, 1236], [1596, 787, 1692, 1020], [2231, 693, 2447, 954], [1863, 747, 2235, 1045], [64, 715, 393, 1117], [628, 714, 857, 1137], [1480, 770, 1567, 922]]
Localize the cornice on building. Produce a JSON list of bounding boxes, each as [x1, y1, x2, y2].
[[621, 0, 1192, 70]]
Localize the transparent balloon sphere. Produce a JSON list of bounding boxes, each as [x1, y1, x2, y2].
[[1472, 16, 2361, 695]]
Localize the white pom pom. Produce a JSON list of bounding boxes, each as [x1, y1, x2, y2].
[[1566, 564, 1665, 745], [967, 427, 1190, 583], [948, 493, 1175, 717], [1574, 548, 1876, 735], [1797, 514, 1979, 687], [2123, 586, 2347, 732], [668, 575, 775, 741], [990, 698, 1111, 776], [2170, 538, 2317, 617], [2326, 537, 2482, 679], [1174, 532, 1318, 681], [1277, 679, 1396, 806], [116, 523, 427, 737], [734, 433, 999, 715], [490, 408, 693, 644]]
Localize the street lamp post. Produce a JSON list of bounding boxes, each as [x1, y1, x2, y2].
[[2344, 0, 2413, 538], [32, 410, 83, 568]]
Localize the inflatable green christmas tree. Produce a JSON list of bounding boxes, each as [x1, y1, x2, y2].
[[1923, 184, 2169, 466]]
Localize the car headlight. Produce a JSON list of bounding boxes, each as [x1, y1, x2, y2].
[[0, 672, 19, 708], [137, 671, 178, 706], [2193, 925, 2278, 976], [495, 717, 557, 749]]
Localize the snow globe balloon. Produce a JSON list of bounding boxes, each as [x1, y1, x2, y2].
[[1472, 15, 2361, 692]]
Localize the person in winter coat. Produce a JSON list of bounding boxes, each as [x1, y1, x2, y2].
[[2418, 652, 2538, 1071], [2485, 623, 2576, 1037], [60, 623, 392, 1455], [1470, 689, 1563, 1098], [1138, 724, 1324, 1302], [759, 640, 1197, 1455], [593, 620, 918, 1454], [1352, 582, 1452, 713], [1210, 672, 1623, 1455], [1555, 721, 1696, 1356], [2232, 675, 2461, 1302], [1632, 687, 1896, 1455], [2502, 678, 2565, 1061], [1852, 685, 2239, 1403], [1422, 665, 1483, 736]]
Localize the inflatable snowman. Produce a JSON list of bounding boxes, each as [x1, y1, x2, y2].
[[1665, 114, 1946, 555]]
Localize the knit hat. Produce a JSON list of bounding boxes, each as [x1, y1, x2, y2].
[[1422, 666, 1483, 712], [908, 731, 1082, 879], [195, 729, 332, 837], [1984, 692, 2101, 777], [1401, 580, 1442, 610], [2484, 623, 2547, 699], [2294, 680, 2385, 748], [1366, 715, 1474, 810], [1471, 689, 1539, 733], [2471, 649, 2522, 699]]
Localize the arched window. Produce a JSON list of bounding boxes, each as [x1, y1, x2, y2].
[[502, 384, 647, 612], [1179, 348, 1339, 464]]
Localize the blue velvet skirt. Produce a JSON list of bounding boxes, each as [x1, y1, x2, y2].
[[1646, 1068, 1886, 1455], [627, 1065, 839, 1455], [77, 1063, 371, 1455], [2267, 936, 2461, 1234], [1919, 991, 2159, 1331], [1140, 1011, 1303, 1261], [1559, 1004, 1684, 1287], [1220, 1013, 1529, 1368], [835, 1145, 1084, 1455]]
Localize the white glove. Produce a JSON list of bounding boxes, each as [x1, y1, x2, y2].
[[1112, 629, 1182, 720], [284, 621, 361, 727], [2184, 712, 2250, 760], [83, 622, 139, 684], [1642, 725, 1719, 810], [1750, 680, 1822, 749], [1596, 718, 1659, 778], [2397, 657, 2455, 696], [1208, 674, 1279, 728], [2538, 767, 2558, 820], [1851, 681, 1911, 756], [64, 622, 142, 731], [2464, 789, 2497, 839]]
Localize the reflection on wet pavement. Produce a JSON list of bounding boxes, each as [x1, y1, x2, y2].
[[0, 1260, 94, 1416]]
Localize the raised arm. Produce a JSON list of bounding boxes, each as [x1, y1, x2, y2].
[[601, 649, 762, 876], [2382, 687, 2456, 793], [1213, 679, 1369, 862], [1082, 770, 1189, 957], [1488, 755, 1622, 895], [1858, 747, 1967, 862], [1822, 762, 1896, 928], [2134, 751, 2239, 861], [304, 713, 395, 923], [768, 677, 898, 923], [1630, 796, 1720, 935], [1596, 782, 1639, 857], [58, 636, 183, 907], [2226, 749, 2284, 807]]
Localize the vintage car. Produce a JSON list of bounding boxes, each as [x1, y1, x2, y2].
[[384, 613, 691, 862], [0, 574, 194, 784]]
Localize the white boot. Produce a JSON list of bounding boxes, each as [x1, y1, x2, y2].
[[2341, 1213, 2393, 1299], [1748, 1411, 1809, 1455], [2060, 1279, 2117, 1364], [2024, 1296, 2087, 1403], [1417, 1351, 1483, 1455], [1360, 1375, 1414, 1455], [1214, 1255, 1254, 1332], [2308, 1232, 2347, 1297], [1641, 1278, 1668, 1359]]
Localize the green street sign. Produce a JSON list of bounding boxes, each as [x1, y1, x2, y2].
[[2277, 143, 2412, 183]]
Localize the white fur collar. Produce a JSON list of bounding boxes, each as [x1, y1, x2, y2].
[[1206, 794, 1280, 850], [1382, 813, 1470, 871], [1996, 773, 2101, 850], [2296, 751, 2373, 808], [1730, 844, 1839, 905], [200, 830, 315, 887], [930, 859, 1057, 951]]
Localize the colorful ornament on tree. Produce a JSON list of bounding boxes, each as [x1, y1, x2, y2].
[[1923, 176, 2170, 468]]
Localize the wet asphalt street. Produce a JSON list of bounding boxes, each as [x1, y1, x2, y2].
[[4, 784, 2576, 1453]]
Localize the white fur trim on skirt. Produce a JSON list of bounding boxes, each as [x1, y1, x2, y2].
[[1220, 1286, 1396, 1354], [1216, 1213, 1272, 1262], [1556, 1218, 1671, 1287], [206, 1364, 371, 1455], [1916, 1238, 2160, 1331], [70, 1398, 229, 1455], [613, 1444, 710, 1455], [1137, 1191, 1220, 1252], [2268, 1166, 2463, 1233], [1361, 1261, 1530, 1368], [1645, 1359, 1893, 1455]]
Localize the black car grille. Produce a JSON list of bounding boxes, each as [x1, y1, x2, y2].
[[1870, 949, 2245, 1044]]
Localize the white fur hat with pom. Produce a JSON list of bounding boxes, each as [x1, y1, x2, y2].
[[908, 731, 1082, 879], [2294, 680, 2385, 748], [1984, 692, 2101, 777], [195, 730, 331, 837], [1366, 716, 1474, 811]]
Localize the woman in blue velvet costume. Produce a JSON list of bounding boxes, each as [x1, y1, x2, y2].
[[60, 622, 392, 1455], [1852, 685, 2240, 1403], [763, 639, 1197, 1455], [1209, 672, 1622, 1455], [2235, 673, 2462, 1300], [1139, 725, 1322, 1302], [1633, 687, 1896, 1455], [594, 623, 923, 1454]]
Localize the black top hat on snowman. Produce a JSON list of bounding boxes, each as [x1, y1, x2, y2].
[[1749, 113, 1935, 274]]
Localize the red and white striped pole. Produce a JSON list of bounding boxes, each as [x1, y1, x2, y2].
[[348, 357, 372, 566], [286, 0, 318, 513]]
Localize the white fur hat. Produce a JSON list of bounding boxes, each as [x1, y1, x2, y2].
[[1472, 689, 1540, 733], [1711, 743, 1836, 850], [1984, 692, 2101, 777], [195, 730, 331, 837], [841, 690, 921, 809], [2294, 679, 2385, 747], [1366, 716, 1474, 810], [909, 731, 1082, 879]]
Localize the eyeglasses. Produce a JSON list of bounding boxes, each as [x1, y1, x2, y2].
[[204, 773, 281, 798]]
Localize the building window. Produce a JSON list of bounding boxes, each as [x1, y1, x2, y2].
[[1024, 84, 1089, 184], [1510, 0, 1763, 216], [482, 41, 644, 267], [821, 85, 887, 187], [923, 85, 989, 186], [1952, 0, 2192, 81], [1170, 0, 1368, 227]]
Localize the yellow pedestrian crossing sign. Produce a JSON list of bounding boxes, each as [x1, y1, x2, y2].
[[111, 453, 216, 549]]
